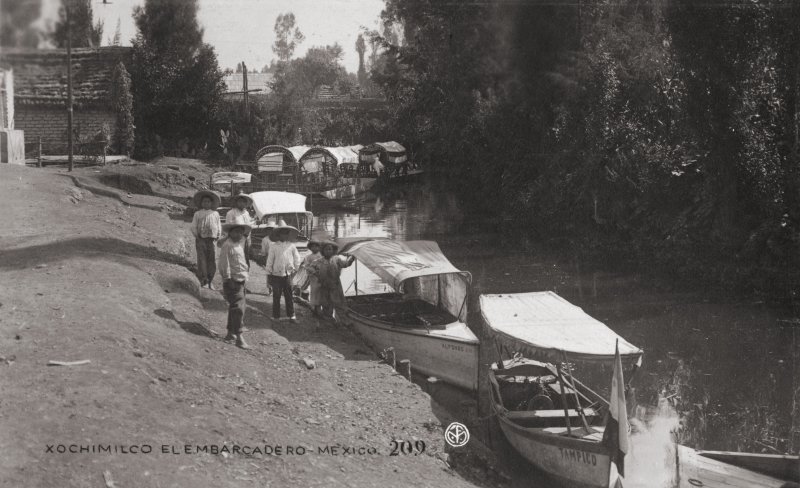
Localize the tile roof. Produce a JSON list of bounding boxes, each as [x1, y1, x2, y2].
[[0, 47, 132, 108]]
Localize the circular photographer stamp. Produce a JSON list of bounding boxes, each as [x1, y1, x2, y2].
[[444, 422, 470, 448]]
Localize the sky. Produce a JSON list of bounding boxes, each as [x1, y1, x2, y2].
[[36, 0, 386, 73]]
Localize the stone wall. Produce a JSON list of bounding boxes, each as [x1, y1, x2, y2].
[[15, 105, 116, 154]]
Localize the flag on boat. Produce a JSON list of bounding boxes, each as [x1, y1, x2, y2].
[[602, 339, 629, 477]]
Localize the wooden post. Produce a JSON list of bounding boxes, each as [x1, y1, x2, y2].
[[66, 3, 74, 172], [398, 359, 411, 381], [37, 137, 42, 168]]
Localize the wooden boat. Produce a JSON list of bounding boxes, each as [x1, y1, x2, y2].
[[240, 145, 377, 199], [677, 445, 800, 488], [339, 239, 479, 391], [249, 191, 313, 258], [482, 291, 643, 488]]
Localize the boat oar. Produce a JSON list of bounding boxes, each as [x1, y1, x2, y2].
[[562, 350, 594, 434], [555, 363, 572, 437]]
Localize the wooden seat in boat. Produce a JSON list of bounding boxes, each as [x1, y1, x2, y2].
[[541, 426, 605, 441], [506, 408, 598, 420]]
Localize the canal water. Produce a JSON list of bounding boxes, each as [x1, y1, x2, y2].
[[309, 181, 798, 487]]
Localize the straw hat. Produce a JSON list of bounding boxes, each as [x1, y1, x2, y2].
[[269, 219, 300, 241], [307, 240, 322, 249], [320, 240, 339, 253], [222, 222, 252, 235], [193, 190, 221, 209], [232, 192, 253, 206]]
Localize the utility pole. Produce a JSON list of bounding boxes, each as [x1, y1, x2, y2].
[[66, 2, 74, 172], [242, 61, 249, 122]]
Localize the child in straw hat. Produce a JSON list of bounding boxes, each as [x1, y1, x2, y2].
[[218, 223, 252, 349], [218, 192, 254, 266], [190, 190, 222, 289], [265, 220, 301, 321], [297, 240, 323, 316], [308, 241, 355, 325]]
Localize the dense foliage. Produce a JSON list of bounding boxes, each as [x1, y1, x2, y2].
[[373, 0, 800, 302], [110, 62, 135, 156], [0, 0, 41, 47], [129, 0, 226, 159], [52, 0, 104, 48]]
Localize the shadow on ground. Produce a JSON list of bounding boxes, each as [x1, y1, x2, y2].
[[0, 237, 193, 272]]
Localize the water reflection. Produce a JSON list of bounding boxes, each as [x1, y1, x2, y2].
[[310, 182, 798, 485]]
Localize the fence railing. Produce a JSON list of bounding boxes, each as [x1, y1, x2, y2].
[[22, 137, 108, 167]]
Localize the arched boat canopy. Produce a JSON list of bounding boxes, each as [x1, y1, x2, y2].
[[359, 141, 407, 164], [299, 147, 339, 173], [254, 145, 309, 173], [481, 292, 643, 367]]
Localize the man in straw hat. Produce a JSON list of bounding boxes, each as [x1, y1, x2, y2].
[[265, 220, 301, 322], [217, 222, 252, 349], [190, 190, 222, 289], [218, 192, 254, 266]]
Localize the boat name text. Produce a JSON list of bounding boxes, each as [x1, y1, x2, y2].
[[558, 447, 597, 466]]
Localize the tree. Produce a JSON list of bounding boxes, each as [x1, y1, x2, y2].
[[130, 0, 226, 158], [356, 33, 367, 86], [110, 18, 121, 46], [110, 62, 135, 155], [52, 0, 104, 48], [272, 13, 305, 62], [235, 62, 244, 73], [1, 0, 41, 47]]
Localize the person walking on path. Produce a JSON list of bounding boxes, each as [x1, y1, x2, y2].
[[219, 193, 254, 265], [217, 222, 252, 349], [308, 241, 355, 325], [265, 220, 301, 322], [190, 190, 221, 289]]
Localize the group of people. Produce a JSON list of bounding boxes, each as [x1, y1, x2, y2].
[[189, 189, 354, 350]]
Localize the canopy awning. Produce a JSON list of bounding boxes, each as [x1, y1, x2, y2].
[[481, 292, 643, 366], [376, 141, 406, 154], [342, 239, 472, 322], [341, 240, 470, 291], [326, 146, 359, 166], [287, 145, 311, 161], [211, 172, 252, 185], [249, 191, 309, 219]]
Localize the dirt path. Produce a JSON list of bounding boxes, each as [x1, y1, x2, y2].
[[0, 164, 501, 488]]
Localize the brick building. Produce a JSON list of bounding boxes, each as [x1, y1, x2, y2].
[[0, 47, 132, 153]]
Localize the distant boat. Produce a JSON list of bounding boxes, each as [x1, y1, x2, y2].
[[482, 291, 643, 488], [339, 239, 480, 391], [238, 145, 377, 199]]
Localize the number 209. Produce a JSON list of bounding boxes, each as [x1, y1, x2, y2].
[[389, 440, 426, 456]]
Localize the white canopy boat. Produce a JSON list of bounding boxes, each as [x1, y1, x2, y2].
[[339, 239, 480, 391], [249, 191, 313, 256], [482, 291, 643, 488]]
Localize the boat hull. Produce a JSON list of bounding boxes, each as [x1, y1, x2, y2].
[[496, 411, 612, 488], [347, 312, 479, 391], [318, 178, 377, 199]]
